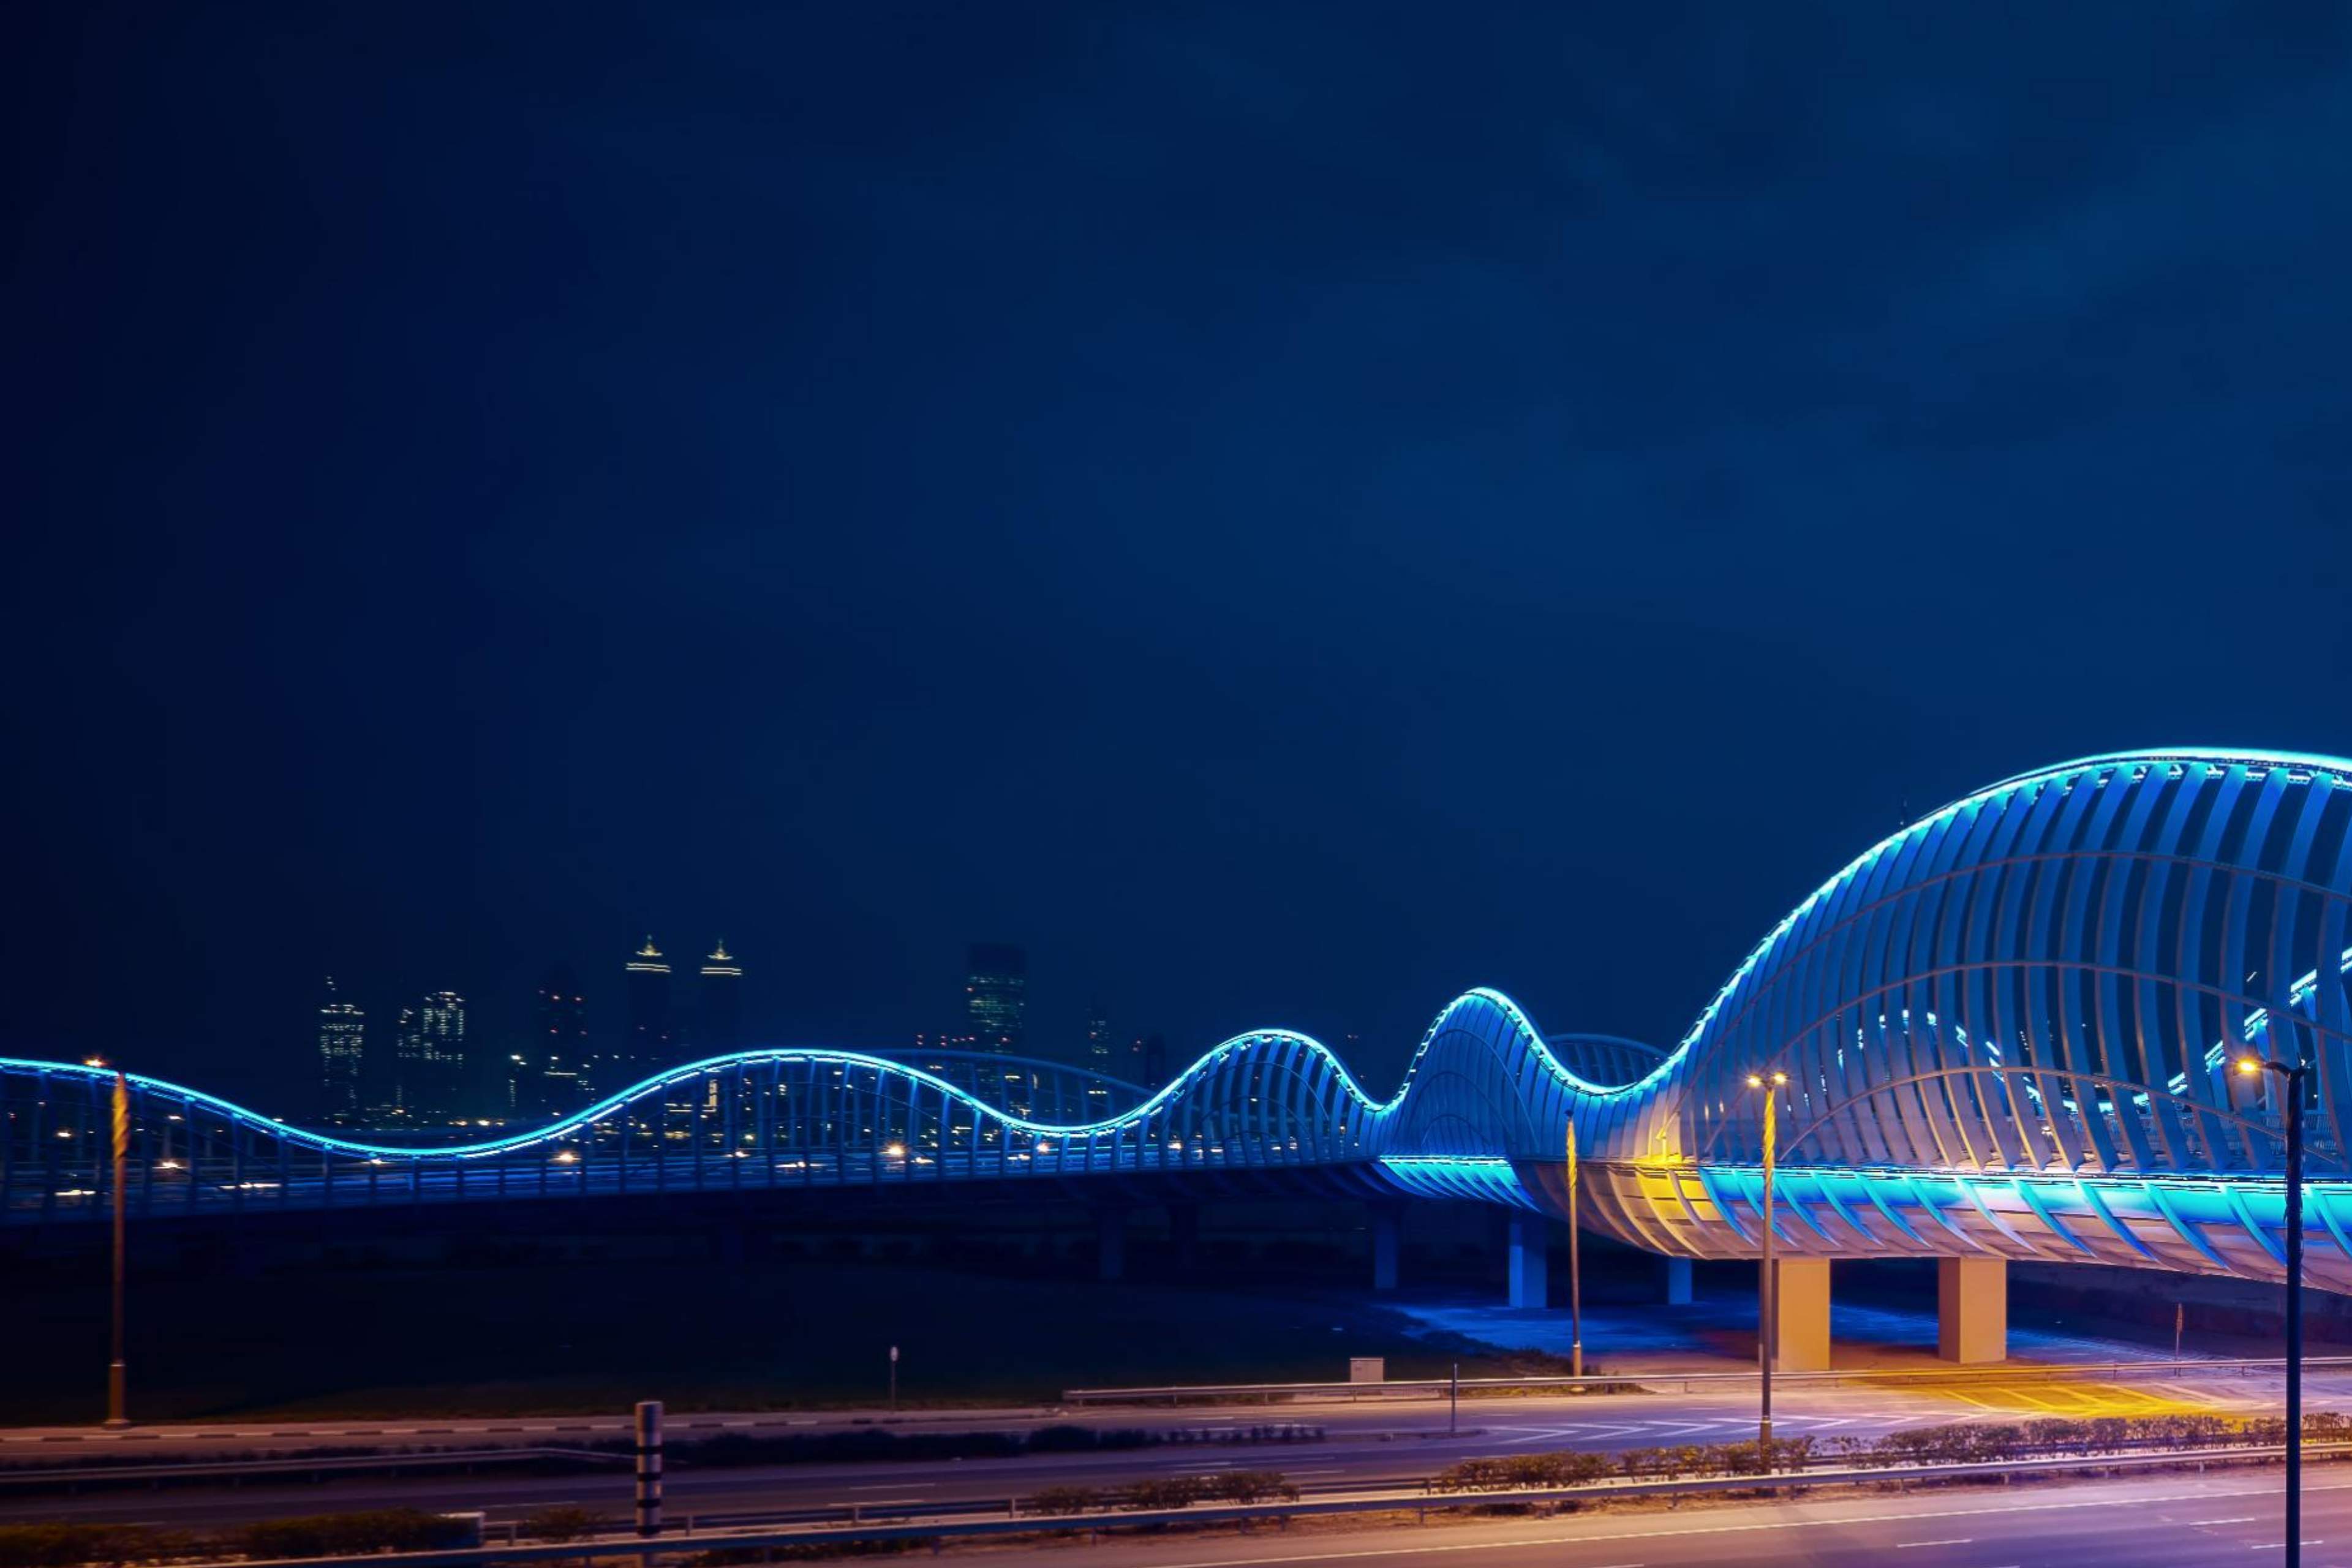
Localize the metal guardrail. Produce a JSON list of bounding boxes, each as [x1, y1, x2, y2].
[[0, 1448, 629, 1487], [1063, 1354, 2352, 1403], [153, 1439, 2352, 1568]]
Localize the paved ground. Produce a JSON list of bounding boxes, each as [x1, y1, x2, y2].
[[937, 1470, 2352, 1568], [9, 1372, 2343, 1531], [1393, 1294, 2215, 1373], [7, 1287, 2339, 1540]]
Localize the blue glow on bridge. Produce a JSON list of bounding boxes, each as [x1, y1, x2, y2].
[[10, 747, 2352, 1295]]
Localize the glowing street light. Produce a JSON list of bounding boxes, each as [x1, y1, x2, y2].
[[1565, 1112, 1584, 1379], [1745, 1069, 1789, 1457], [2239, 1050, 2311, 1568], [99, 1063, 130, 1428]]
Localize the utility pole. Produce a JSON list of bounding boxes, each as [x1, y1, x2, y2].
[[1746, 1070, 1787, 1457], [1566, 1115, 1583, 1379], [2238, 1044, 2310, 1568], [105, 1069, 130, 1429]]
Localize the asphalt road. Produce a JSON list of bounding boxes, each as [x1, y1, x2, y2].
[[944, 1470, 2352, 1568], [5, 1375, 2333, 1531]]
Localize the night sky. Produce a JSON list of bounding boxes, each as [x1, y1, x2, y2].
[[6, 3, 2351, 1104]]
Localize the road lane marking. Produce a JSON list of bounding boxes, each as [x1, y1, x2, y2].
[[1137, 1477, 2352, 1568], [2193, 1517, 2257, 1525], [1895, 1540, 1972, 1548]]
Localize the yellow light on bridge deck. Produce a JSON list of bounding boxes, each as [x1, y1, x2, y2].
[[1744, 1071, 1789, 1088], [2237, 1057, 2264, 1077]]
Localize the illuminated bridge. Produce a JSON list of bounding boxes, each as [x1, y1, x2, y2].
[[9, 746, 2352, 1363]]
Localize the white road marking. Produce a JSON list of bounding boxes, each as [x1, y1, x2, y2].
[[1138, 1478, 2352, 1568], [2193, 1516, 2258, 1525], [1895, 1540, 1972, 1548]]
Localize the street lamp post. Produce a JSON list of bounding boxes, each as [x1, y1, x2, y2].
[[1745, 1070, 1788, 1457], [102, 1065, 130, 1429], [2239, 1050, 2310, 1568], [1566, 1115, 1583, 1379]]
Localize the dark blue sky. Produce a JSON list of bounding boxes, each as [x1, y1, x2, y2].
[[6, 2, 2351, 1101]]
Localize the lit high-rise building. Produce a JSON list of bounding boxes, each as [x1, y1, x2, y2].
[[393, 989, 467, 1120], [533, 963, 590, 1112], [698, 940, 743, 1052], [964, 943, 1027, 1056], [318, 976, 365, 1118], [1085, 1000, 1113, 1109], [625, 935, 673, 1072]]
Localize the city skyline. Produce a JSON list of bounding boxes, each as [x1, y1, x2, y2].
[[10, 4, 2352, 1120], [306, 932, 1170, 1127]]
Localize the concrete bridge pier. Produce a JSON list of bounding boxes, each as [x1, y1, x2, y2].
[[1662, 1255, 1692, 1306], [1370, 1202, 1401, 1291], [1768, 1259, 1831, 1371], [1937, 1256, 2007, 1362], [1507, 1210, 1548, 1308]]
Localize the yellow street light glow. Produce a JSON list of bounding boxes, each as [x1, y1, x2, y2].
[[83, 1057, 107, 1069], [1744, 1071, 1789, 1088], [884, 1142, 907, 1158], [2237, 1057, 2264, 1077]]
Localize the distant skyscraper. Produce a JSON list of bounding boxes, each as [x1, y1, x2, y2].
[[1085, 1001, 1114, 1110], [534, 963, 590, 1112], [964, 943, 1027, 1056], [699, 940, 743, 1052], [317, 976, 365, 1118], [393, 990, 467, 1119], [1142, 1031, 1169, 1090], [625, 935, 673, 1071]]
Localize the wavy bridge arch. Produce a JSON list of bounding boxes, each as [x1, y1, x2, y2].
[[11, 748, 2352, 1290]]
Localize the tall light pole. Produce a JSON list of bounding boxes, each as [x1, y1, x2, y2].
[[1566, 1114, 1583, 1379], [1745, 1070, 1787, 1457], [106, 1065, 130, 1428], [2239, 1049, 2309, 1568]]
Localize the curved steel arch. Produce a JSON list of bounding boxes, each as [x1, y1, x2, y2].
[[12, 747, 2352, 1290]]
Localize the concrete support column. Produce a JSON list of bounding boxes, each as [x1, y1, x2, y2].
[[1096, 1210, 1126, 1283], [1937, 1256, 2007, 1363], [1507, 1210, 1549, 1308], [1770, 1258, 1831, 1371], [1371, 1203, 1402, 1292], [1662, 1255, 1693, 1306]]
